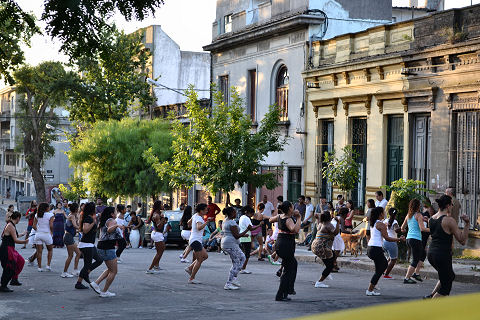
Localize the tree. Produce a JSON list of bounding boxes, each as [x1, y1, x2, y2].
[[68, 118, 172, 199], [58, 176, 88, 202], [0, 0, 40, 84], [322, 145, 361, 198], [13, 61, 78, 203], [147, 86, 285, 202], [68, 26, 154, 124]]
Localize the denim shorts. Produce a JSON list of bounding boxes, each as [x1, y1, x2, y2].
[[383, 240, 398, 260], [97, 248, 116, 261]]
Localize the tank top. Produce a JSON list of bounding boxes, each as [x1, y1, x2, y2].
[[429, 215, 453, 254], [1, 223, 16, 247], [368, 220, 383, 247], [278, 216, 295, 233], [65, 217, 76, 236], [80, 215, 97, 244], [407, 214, 422, 240], [383, 218, 398, 239], [151, 213, 162, 232], [36, 212, 54, 233]]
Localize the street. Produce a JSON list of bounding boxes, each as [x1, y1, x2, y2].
[[1, 245, 478, 320]]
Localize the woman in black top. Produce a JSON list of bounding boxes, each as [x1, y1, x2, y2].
[[180, 205, 193, 263], [75, 202, 104, 290], [426, 195, 470, 298], [269, 201, 301, 301], [146, 201, 167, 274]]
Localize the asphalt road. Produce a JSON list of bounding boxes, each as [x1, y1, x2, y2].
[[0, 244, 478, 320]]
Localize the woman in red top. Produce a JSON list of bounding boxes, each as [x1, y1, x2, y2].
[[344, 200, 354, 231], [23, 200, 37, 249]]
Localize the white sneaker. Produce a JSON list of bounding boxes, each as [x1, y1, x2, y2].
[[272, 261, 281, 265], [188, 279, 202, 284], [179, 254, 184, 259], [61, 272, 73, 278], [366, 290, 381, 296], [27, 260, 35, 267], [37, 268, 43, 272], [239, 269, 251, 274], [100, 291, 116, 298], [180, 258, 190, 263], [72, 269, 80, 276], [139, 246, 143, 249], [46, 266, 52, 272], [90, 281, 101, 294], [117, 258, 122, 264], [231, 278, 241, 287], [224, 283, 239, 290], [314, 281, 329, 288], [146, 269, 155, 274]]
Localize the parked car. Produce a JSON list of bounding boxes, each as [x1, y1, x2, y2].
[[144, 210, 187, 246]]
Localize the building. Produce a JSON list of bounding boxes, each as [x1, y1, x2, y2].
[[0, 86, 73, 202], [303, 4, 480, 227], [203, 0, 392, 206], [392, 0, 444, 22]]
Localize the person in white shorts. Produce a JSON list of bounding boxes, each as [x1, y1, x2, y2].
[[146, 201, 167, 274], [33, 203, 54, 272], [179, 206, 193, 263]]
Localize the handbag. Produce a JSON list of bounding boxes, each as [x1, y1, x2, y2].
[[99, 219, 122, 241]]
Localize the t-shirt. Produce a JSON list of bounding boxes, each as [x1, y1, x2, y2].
[[375, 198, 388, 209], [316, 203, 329, 213], [26, 208, 35, 226], [80, 215, 97, 245], [294, 203, 306, 219], [239, 215, 252, 243], [365, 208, 372, 230], [124, 212, 132, 223], [36, 211, 54, 233], [221, 219, 240, 249], [205, 203, 220, 220], [116, 217, 125, 236], [266, 235, 274, 244], [189, 213, 205, 244], [96, 205, 106, 215], [304, 204, 314, 222], [335, 202, 346, 211], [262, 201, 274, 218]]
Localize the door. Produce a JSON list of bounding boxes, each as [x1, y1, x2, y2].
[[287, 167, 302, 203], [350, 118, 367, 209], [455, 111, 480, 228], [317, 120, 334, 201], [410, 114, 431, 190], [387, 116, 404, 196]]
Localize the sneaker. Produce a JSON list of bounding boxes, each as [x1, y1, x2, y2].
[[75, 283, 89, 290], [383, 275, 394, 279], [37, 268, 43, 272], [412, 273, 423, 282], [146, 269, 155, 274], [0, 286, 13, 292], [154, 266, 163, 271], [61, 272, 73, 278], [314, 281, 329, 288], [100, 291, 116, 298], [139, 246, 143, 249], [90, 281, 101, 294], [180, 258, 190, 263], [188, 279, 202, 284], [267, 255, 274, 264], [45, 266, 52, 272], [184, 267, 192, 276], [231, 278, 241, 287], [117, 258, 122, 264], [366, 290, 381, 296], [224, 283, 239, 290], [72, 269, 80, 276], [404, 278, 417, 284], [273, 261, 281, 265], [9, 279, 21, 286], [423, 294, 434, 299], [179, 254, 184, 259], [239, 269, 251, 274]]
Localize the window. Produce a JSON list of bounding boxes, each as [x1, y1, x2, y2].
[[248, 69, 257, 122], [224, 14, 232, 33], [275, 65, 289, 121], [219, 75, 229, 105]]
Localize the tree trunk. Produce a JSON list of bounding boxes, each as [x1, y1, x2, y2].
[[30, 161, 47, 203]]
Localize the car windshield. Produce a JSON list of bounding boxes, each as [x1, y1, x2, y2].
[[164, 210, 183, 221]]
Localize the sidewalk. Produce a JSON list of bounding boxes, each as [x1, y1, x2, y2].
[[295, 247, 480, 284]]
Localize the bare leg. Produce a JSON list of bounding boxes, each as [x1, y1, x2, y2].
[[96, 259, 118, 292], [148, 241, 165, 270], [46, 245, 53, 267], [405, 265, 415, 279], [74, 245, 81, 270], [36, 245, 43, 268], [64, 245, 74, 272], [182, 246, 192, 259], [384, 258, 397, 277], [189, 249, 208, 280], [257, 236, 263, 259], [415, 261, 424, 274]]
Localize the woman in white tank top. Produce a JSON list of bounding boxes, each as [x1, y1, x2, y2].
[[33, 203, 55, 272]]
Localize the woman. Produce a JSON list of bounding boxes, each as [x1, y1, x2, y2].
[[61, 202, 81, 278], [401, 199, 430, 284], [420, 203, 435, 271], [425, 195, 469, 298], [271, 201, 301, 301], [114, 204, 127, 262], [52, 202, 67, 248], [239, 205, 255, 274], [344, 200, 354, 231], [23, 200, 37, 249], [366, 207, 404, 296], [33, 202, 54, 272], [179, 205, 193, 263], [364, 199, 375, 242], [331, 207, 346, 272], [89, 207, 121, 297], [75, 202, 104, 290], [127, 212, 143, 248], [146, 200, 167, 274], [383, 208, 400, 279], [311, 211, 340, 288], [185, 203, 212, 284], [250, 203, 265, 261], [221, 207, 251, 290], [0, 211, 28, 292]]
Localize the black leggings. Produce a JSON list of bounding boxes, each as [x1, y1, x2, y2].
[[428, 251, 455, 296], [275, 234, 297, 299], [407, 238, 423, 268], [79, 247, 103, 283], [116, 238, 127, 258], [367, 246, 387, 286], [321, 257, 335, 278]]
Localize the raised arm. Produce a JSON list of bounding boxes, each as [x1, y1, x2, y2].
[[286, 211, 302, 233], [378, 223, 404, 243], [448, 215, 470, 245], [416, 213, 430, 233]]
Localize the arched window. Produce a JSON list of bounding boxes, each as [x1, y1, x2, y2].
[[275, 65, 289, 120]]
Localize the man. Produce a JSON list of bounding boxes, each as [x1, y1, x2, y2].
[[301, 197, 315, 245], [205, 196, 220, 232], [445, 187, 461, 224], [294, 195, 307, 242], [375, 191, 388, 209], [227, 198, 243, 222], [95, 198, 106, 215], [136, 203, 146, 248], [261, 195, 275, 240], [335, 195, 346, 212], [124, 205, 133, 248]]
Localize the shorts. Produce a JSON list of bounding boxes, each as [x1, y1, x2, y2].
[[28, 232, 36, 246], [190, 240, 203, 252], [34, 232, 53, 246], [151, 231, 165, 243], [63, 232, 75, 246], [97, 248, 116, 261], [240, 242, 252, 257], [383, 240, 398, 260], [181, 230, 191, 241]]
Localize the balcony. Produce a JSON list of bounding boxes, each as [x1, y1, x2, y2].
[[1, 99, 11, 114]]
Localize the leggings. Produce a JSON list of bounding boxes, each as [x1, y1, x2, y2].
[[428, 251, 455, 296], [407, 238, 423, 268], [275, 234, 297, 299], [321, 257, 335, 278], [223, 246, 246, 283], [367, 246, 387, 286], [79, 247, 103, 283], [116, 238, 127, 258]]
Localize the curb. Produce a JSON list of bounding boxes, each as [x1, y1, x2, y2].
[[295, 254, 480, 284]]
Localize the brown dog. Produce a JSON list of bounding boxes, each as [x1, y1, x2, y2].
[[341, 229, 367, 257]]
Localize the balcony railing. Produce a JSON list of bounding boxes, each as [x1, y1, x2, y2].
[[276, 87, 289, 121], [1, 100, 11, 113]]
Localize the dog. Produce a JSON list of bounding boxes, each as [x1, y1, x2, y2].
[[341, 228, 367, 257]]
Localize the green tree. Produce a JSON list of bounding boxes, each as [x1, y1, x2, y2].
[[68, 118, 172, 199], [58, 176, 88, 202], [0, 0, 40, 84], [13, 61, 78, 203], [68, 26, 153, 124], [322, 145, 360, 197], [146, 86, 285, 202]]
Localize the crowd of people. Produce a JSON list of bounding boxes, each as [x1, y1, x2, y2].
[[0, 189, 471, 302]]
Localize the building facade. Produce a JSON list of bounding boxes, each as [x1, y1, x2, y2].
[[303, 4, 480, 227], [204, 0, 392, 206]]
